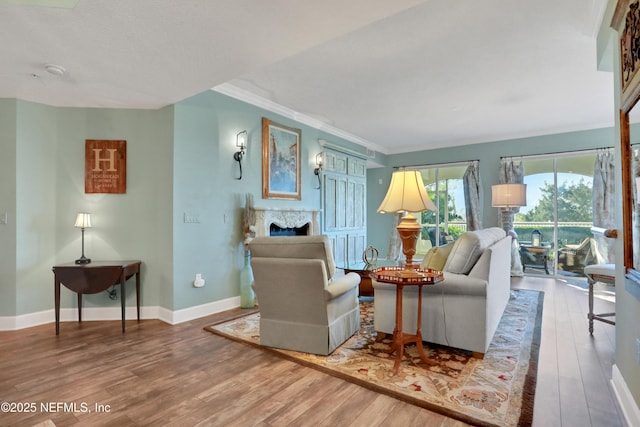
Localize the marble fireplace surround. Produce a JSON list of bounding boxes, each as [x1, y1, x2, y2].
[[254, 207, 321, 237]]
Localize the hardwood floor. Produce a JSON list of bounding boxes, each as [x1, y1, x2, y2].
[[0, 276, 625, 427]]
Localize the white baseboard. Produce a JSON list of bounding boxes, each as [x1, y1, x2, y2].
[[611, 364, 640, 427], [0, 296, 241, 331], [159, 296, 241, 325]]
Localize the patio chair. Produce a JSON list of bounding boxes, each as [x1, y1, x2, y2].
[[556, 237, 596, 275]]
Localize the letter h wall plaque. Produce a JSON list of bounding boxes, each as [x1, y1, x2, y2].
[[84, 140, 127, 194]]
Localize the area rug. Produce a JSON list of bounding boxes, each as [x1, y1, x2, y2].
[[205, 289, 543, 427]]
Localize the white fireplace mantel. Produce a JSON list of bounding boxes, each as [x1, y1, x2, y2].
[[254, 207, 321, 237]]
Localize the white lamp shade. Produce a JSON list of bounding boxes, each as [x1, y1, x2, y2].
[[492, 183, 527, 207], [377, 170, 437, 213], [74, 212, 92, 228]]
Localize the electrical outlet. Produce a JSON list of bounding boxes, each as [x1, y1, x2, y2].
[[0, 212, 7, 225]]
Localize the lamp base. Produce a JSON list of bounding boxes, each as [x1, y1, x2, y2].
[[75, 257, 91, 265], [396, 212, 422, 273]]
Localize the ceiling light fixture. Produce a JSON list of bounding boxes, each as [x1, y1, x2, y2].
[[44, 64, 66, 77]]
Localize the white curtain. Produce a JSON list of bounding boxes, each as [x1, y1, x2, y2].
[[386, 213, 404, 261], [593, 150, 616, 263], [463, 161, 482, 231], [499, 158, 524, 276]]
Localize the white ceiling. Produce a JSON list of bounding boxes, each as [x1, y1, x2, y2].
[[0, 0, 613, 154]]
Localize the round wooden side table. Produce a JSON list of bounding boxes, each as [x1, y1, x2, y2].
[[371, 267, 444, 375]]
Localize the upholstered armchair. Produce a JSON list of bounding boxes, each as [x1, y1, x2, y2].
[[249, 235, 361, 355]]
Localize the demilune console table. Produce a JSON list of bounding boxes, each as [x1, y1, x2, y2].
[[52, 260, 142, 335]]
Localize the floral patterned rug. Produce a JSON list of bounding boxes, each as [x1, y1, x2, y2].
[[205, 289, 543, 427]]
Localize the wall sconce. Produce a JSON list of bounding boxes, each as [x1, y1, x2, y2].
[[314, 152, 324, 189], [233, 130, 248, 180], [74, 212, 92, 264]]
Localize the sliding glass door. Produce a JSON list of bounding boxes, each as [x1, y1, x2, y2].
[[515, 152, 596, 278], [416, 164, 468, 256]]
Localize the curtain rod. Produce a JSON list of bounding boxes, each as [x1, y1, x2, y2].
[[394, 159, 479, 170], [500, 147, 614, 162]]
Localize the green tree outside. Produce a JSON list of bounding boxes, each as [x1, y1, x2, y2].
[[516, 179, 592, 222], [514, 178, 593, 246]]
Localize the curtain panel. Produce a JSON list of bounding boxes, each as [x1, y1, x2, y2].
[[593, 150, 616, 264], [463, 161, 482, 231], [499, 158, 525, 276]]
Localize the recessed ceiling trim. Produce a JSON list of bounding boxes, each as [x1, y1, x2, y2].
[[212, 83, 391, 155]]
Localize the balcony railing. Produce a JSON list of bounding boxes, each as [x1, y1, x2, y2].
[[416, 221, 596, 279], [419, 221, 594, 249]]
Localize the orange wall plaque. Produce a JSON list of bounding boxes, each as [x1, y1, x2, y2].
[[85, 140, 127, 194]]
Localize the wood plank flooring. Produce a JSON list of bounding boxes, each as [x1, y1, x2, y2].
[[0, 276, 625, 427]]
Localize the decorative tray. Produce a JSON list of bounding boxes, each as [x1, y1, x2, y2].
[[371, 266, 444, 284]]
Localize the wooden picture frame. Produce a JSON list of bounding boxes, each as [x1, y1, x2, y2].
[[262, 117, 301, 200], [84, 139, 126, 194]]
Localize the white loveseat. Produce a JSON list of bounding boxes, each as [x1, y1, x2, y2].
[[372, 227, 512, 355]]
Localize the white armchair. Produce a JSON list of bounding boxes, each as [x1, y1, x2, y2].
[[249, 235, 361, 355]]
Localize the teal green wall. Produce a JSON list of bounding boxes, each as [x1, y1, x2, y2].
[[367, 127, 616, 256], [0, 99, 17, 316], [16, 101, 57, 315]]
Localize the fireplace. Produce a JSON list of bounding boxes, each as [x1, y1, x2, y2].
[[254, 208, 320, 238]]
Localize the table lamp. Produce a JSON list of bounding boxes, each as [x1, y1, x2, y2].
[[74, 212, 92, 264], [378, 170, 436, 277], [491, 183, 527, 232]]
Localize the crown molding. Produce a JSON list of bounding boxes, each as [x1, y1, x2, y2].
[[211, 83, 389, 155]]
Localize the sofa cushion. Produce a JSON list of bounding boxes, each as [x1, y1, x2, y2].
[[444, 227, 506, 274], [420, 242, 454, 271]]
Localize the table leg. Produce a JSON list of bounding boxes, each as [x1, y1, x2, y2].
[[55, 279, 60, 335], [136, 270, 141, 322], [77, 293, 83, 323], [544, 255, 550, 275], [414, 285, 430, 364], [391, 285, 404, 374], [120, 272, 126, 333], [588, 279, 595, 334]]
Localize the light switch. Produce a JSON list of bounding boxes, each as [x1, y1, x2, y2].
[[183, 213, 200, 223]]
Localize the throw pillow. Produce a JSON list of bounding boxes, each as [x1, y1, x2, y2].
[[420, 242, 454, 271]]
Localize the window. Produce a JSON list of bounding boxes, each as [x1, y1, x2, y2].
[[415, 164, 469, 255]]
